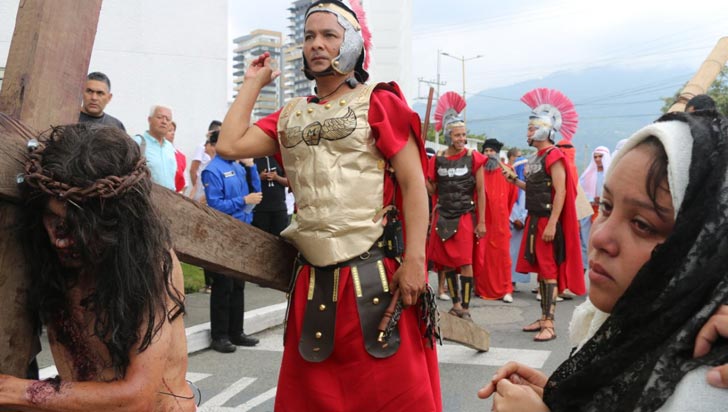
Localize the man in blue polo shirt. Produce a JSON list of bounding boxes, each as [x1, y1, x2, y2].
[[202, 130, 262, 352], [133, 105, 176, 190]]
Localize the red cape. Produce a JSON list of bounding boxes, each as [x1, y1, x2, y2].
[[473, 164, 519, 298], [516, 147, 585, 295]]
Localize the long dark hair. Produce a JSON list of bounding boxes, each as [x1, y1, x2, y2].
[[22, 124, 184, 377]]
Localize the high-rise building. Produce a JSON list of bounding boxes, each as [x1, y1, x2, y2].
[[237, 0, 412, 106], [233, 30, 283, 119], [283, 0, 316, 102]]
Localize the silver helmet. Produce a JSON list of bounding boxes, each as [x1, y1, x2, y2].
[[304, 1, 368, 80], [528, 104, 562, 142]]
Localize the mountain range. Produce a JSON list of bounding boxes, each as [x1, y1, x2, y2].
[[413, 65, 694, 171]]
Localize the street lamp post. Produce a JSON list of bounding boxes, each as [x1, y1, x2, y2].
[[440, 52, 484, 122]]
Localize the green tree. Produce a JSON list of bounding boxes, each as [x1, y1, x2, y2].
[[661, 66, 728, 115]]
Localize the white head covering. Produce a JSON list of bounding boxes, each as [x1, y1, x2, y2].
[[607, 120, 693, 219], [571, 119, 695, 350], [578, 146, 612, 200]]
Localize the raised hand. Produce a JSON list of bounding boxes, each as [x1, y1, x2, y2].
[[244, 52, 282, 87]]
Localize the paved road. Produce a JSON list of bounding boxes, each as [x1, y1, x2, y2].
[[185, 280, 584, 412], [36, 279, 585, 411]]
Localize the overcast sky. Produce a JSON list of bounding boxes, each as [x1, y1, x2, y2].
[[229, 0, 728, 96]]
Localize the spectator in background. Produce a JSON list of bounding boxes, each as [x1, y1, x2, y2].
[[166, 120, 187, 193], [201, 130, 261, 353], [285, 187, 295, 224], [685, 94, 717, 113], [78, 72, 126, 131], [253, 156, 289, 236], [578, 146, 612, 267], [190, 120, 221, 201], [193, 125, 220, 294], [507, 147, 531, 288], [473, 138, 518, 303], [132, 105, 176, 190]]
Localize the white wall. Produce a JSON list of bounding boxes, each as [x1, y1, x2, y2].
[[1, 0, 229, 185], [366, 0, 414, 103]]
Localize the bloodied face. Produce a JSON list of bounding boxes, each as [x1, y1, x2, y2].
[[42, 198, 82, 268]]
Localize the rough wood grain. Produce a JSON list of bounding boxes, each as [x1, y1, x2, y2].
[[0, 0, 102, 131], [439, 311, 490, 352], [668, 37, 728, 112], [0, 0, 102, 376]]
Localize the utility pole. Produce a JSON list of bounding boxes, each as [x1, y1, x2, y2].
[[417, 78, 446, 100], [440, 52, 484, 122]]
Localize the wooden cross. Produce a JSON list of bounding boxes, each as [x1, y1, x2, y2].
[[0, 1, 489, 377]]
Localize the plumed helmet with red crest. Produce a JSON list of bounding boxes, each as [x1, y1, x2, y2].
[[521, 88, 578, 143], [304, 0, 372, 83], [434, 91, 466, 145]]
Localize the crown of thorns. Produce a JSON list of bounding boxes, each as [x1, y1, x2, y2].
[[23, 142, 150, 203]]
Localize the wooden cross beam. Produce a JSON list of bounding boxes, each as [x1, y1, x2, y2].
[[0, 1, 488, 376], [0, 0, 105, 377]]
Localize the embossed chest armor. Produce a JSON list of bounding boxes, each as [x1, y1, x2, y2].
[[277, 85, 385, 266], [525, 147, 555, 216], [435, 150, 475, 218]]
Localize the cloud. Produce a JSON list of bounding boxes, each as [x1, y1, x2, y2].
[[412, 0, 727, 94]]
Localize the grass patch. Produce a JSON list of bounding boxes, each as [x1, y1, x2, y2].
[[181, 262, 205, 294]]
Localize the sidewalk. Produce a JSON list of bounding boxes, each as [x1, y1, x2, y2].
[[183, 284, 288, 353], [36, 283, 288, 370]]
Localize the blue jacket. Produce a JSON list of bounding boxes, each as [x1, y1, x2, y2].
[[201, 156, 261, 224]]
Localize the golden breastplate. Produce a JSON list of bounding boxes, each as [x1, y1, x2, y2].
[[277, 85, 385, 266]]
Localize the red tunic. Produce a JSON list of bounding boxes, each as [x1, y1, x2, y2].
[[426, 149, 486, 268], [256, 83, 441, 412], [473, 163, 519, 299], [516, 146, 585, 295], [173, 148, 186, 193]]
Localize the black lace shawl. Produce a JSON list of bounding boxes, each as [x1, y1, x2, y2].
[[543, 111, 728, 412]]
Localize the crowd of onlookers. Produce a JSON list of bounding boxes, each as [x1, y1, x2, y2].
[[78, 71, 297, 353]]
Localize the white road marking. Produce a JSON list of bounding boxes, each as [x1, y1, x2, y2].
[[201, 376, 256, 408], [38, 365, 58, 380], [437, 343, 551, 369], [237, 387, 277, 411], [186, 372, 212, 383]]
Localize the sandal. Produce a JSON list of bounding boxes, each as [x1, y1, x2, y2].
[[448, 307, 464, 317], [460, 310, 473, 322], [533, 325, 557, 342], [522, 319, 542, 332]]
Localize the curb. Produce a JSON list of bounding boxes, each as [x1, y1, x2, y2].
[[186, 302, 287, 353]]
